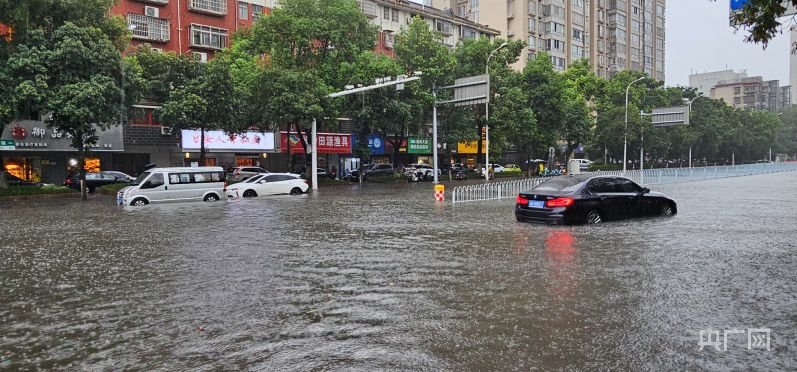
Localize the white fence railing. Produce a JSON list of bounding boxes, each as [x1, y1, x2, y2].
[[450, 163, 797, 204]]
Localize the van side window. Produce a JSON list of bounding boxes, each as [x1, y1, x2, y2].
[[142, 173, 164, 189], [211, 172, 222, 182], [169, 174, 181, 184], [193, 173, 211, 183]]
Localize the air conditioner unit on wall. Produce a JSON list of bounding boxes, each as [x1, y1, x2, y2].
[[144, 6, 159, 18], [161, 127, 173, 135], [194, 52, 208, 63]]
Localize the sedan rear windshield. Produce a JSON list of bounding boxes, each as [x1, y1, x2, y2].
[[532, 178, 584, 193]]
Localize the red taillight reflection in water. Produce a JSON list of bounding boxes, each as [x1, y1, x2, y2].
[[545, 230, 576, 259]]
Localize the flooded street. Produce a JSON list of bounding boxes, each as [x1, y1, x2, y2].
[[1, 172, 795, 370]]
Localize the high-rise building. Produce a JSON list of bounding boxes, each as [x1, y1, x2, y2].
[[111, 0, 271, 60], [689, 69, 748, 96], [431, 0, 665, 79]]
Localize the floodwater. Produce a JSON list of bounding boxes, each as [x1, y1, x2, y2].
[[1, 172, 795, 370]]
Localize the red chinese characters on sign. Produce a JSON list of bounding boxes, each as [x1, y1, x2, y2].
[[280, 132, 351, 154]]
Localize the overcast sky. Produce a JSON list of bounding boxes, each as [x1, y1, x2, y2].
[[667, 0, 791, 87], [410, 0, 792, 87]]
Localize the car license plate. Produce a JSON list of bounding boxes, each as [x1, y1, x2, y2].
[[116, 196, 123, 205], [528, 200, 545, 208]]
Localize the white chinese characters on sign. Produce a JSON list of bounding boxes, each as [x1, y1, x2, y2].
[[180, 130, 276, 151], [698, 328, 770, 351]]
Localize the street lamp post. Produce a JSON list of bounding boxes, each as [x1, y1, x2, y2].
[[485, 42, 508, 182], [686, 93, 705, 169], [624, 76, 645, 175]]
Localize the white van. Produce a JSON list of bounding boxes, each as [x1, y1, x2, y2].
[[117, 167, 227, 206]]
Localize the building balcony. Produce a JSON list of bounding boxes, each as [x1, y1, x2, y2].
[[188, 0, 227, 16], [127, 14, 170, 43], [358, 1, 378, 19], [436, 23, 454, 36], [133, 0, 169, 5]]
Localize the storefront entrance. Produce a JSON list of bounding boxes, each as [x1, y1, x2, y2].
[[4, 157, 42, 182]]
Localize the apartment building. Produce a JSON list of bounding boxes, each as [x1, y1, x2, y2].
[[710, 76, 782, 113], [358, 0, 500, 58], [111, 0, 271, 61], [689, 70, 749, 96], [432, 0, 665, 79]]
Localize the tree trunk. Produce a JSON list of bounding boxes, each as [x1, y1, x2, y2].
[[286, 126, 293, 172], [200, 127, 206, 166], [0, 148, 7, 189], [79, 141, 87, 201], [297, 127, 310, 181]]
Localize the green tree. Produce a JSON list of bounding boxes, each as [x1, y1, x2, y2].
[[45, 23, 124, 199], [247, 66, 329, 171], [159, 59, 241, 165], [725, 0, 797, 46]]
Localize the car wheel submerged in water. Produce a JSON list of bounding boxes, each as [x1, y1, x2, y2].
[[290, 187, 303, 195], [131, 198, 148, 207], [660, 203, 674, 217], [585, 210, 602, 224], [204, 194, 219, 202], [243, 189, 257, 198]]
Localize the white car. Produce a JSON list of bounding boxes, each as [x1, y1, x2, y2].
[[480, 164, 505, 173], [226, 173, 308, 197], [571, 159, 592, 171]]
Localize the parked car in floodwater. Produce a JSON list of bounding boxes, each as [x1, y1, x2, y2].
[[515, 175, 677, 225], [226, 173, 308, 198], [64, 171, 132, 193]]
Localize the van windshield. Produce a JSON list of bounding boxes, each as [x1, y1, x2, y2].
[[131, 172, 150, 186]]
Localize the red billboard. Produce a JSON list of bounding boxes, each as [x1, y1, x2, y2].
[[280, 132, 351, 154]]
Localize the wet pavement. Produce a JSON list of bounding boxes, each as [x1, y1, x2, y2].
[[1, 172, 795, 370]]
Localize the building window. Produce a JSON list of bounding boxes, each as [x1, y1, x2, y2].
[[189, 0, 228, 15], [238, 2, 248, 20], [252, 5, 264, 22], [391, 8, 399, 22], [190, 24, 229, 50], [384, 6, 390, 20]]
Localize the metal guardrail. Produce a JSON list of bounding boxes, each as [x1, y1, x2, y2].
[[450, 163, 797, 204], [451, 177, 550, 204]]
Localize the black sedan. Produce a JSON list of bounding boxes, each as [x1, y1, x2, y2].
[[515, 175, 677, 225], [63, 171, 133, 192]]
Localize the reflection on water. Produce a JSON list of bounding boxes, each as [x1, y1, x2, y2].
[[1, 173, 796, 370]]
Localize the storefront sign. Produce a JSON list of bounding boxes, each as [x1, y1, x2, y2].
[[281, 132, 351, 154], [1, 120, 123, 151], [0, 139, 15, 151], [351, 134, 385, 155], [407, 137, 432, 154], [457, 141, 478, 154], [181, 130, 275, 152]]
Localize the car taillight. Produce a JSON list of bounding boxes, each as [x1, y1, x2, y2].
[[516, 194, 528, 204], [546, 197, 574, 208], [303, 179, 308, 184]]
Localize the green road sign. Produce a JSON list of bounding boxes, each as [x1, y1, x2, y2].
[[0, 139, 15, 151], [407, 137, 432, 154]]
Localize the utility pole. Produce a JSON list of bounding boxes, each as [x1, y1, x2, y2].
[[624, 76, 645, 175], [485, 42, 507, 181]]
